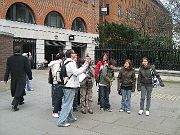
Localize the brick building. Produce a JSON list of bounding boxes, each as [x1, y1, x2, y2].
[[99, 0, 172, 37], [0, 0, 99, 73]]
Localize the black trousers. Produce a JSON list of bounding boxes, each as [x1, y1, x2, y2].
[[53, 84, 64, 113], [73, 87, 80, 111], [12, 97, 24, 107]]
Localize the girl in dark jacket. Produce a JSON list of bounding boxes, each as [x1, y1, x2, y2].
[[117, 59, 136, 114], [137, 57, 164, 116]]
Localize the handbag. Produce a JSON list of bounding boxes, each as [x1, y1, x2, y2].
[[150, 69, 160, 88]]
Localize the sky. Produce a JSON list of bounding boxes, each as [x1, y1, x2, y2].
[[160, 0, 168, 6]]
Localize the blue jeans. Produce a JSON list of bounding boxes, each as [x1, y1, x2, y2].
[[57, 88, 76, 125], [140, 85, 152, 111], [99, 86, 110, 110], [121, 89, 131, 111], [25, 75, 32, 90]]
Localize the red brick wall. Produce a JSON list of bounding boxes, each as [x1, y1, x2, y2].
[[0, 0, 99, 33], [99, 0, 172, 36], [0, 33, 13, 81]]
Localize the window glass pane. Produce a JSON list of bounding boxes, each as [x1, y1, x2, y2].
[[44, 12, 64, 28], [16, 4, 26, 22], [6, 3, 35, 24], [72, 18, 86, 32], [50, 13, 57, 27]]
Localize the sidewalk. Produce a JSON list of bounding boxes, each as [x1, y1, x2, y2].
[[0, 70, 180, 135]]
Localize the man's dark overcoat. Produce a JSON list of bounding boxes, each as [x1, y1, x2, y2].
[[4, 53, 32, 97]]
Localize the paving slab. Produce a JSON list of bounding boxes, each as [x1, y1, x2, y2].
[[0, 70, 180, 135]]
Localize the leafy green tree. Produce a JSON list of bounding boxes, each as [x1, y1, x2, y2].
[[98, 23, 140, 49]]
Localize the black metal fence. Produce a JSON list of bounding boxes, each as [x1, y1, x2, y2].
[[95, 49, 180, 71]]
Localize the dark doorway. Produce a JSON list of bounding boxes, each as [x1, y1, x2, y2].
[[13, 38, 36, 69], [72, 47, 81, 58], [72, 42, 87, 58], [45, 40, 65, 63]]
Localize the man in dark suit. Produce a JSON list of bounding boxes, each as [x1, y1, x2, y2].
[[4, 46, 32, 111]]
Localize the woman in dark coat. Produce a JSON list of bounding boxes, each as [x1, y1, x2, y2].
[[117, 59, 136, 114], [4, 46, 32, 111], [137, 57, 164, 116]]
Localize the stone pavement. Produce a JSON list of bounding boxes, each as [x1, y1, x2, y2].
[[0, 70, 180, 135]]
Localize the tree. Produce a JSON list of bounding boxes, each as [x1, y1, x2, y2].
[[131, 2, 173, 37], [162, 0, 180, 48], [98, 23, 140, 49]]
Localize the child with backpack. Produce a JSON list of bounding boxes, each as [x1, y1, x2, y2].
[[48, 52, 65, 118]]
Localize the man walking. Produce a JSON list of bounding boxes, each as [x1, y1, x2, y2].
[[57, 49, 89, 127], [4, 46, 32, 111]]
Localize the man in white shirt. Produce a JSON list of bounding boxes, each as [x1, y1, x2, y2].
[[57, 49, 89, 127]]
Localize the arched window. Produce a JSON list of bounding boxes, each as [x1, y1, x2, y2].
[[72, 17, 86, 32], [44, 12, 65, 28], [6, 3, 35, 24]]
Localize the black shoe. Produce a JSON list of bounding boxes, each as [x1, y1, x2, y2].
[[12, 106, 19, 111], [81, 110, 86, 114], [19, 102, 24, 105]]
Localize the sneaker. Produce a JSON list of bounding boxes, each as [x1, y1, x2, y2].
[[68, 117, 77, 123], [81, 109, 86, 114], [88, 109, 93, 114], [58, 123, 70, 127], [119, 109, 124, 112], [127, 110, 131, 114], [52, 113, 59, 118], [74, 117, 77, 121], [146, 111, 150, 116], [107, 108, 112, 112], [138, 110, 143, 115], [27, 89, 34, 91]]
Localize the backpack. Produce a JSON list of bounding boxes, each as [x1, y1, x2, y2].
[[48, 62, 62, 84], [60, 61, 73, 85]]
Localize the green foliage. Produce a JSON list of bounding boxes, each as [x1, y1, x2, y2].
[[131, 35, 174, 50], [98, 23, 140, 49], [98, 22, 174, 50]]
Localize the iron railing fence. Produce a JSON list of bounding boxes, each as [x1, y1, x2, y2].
[[95, 49, 180, 71]]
